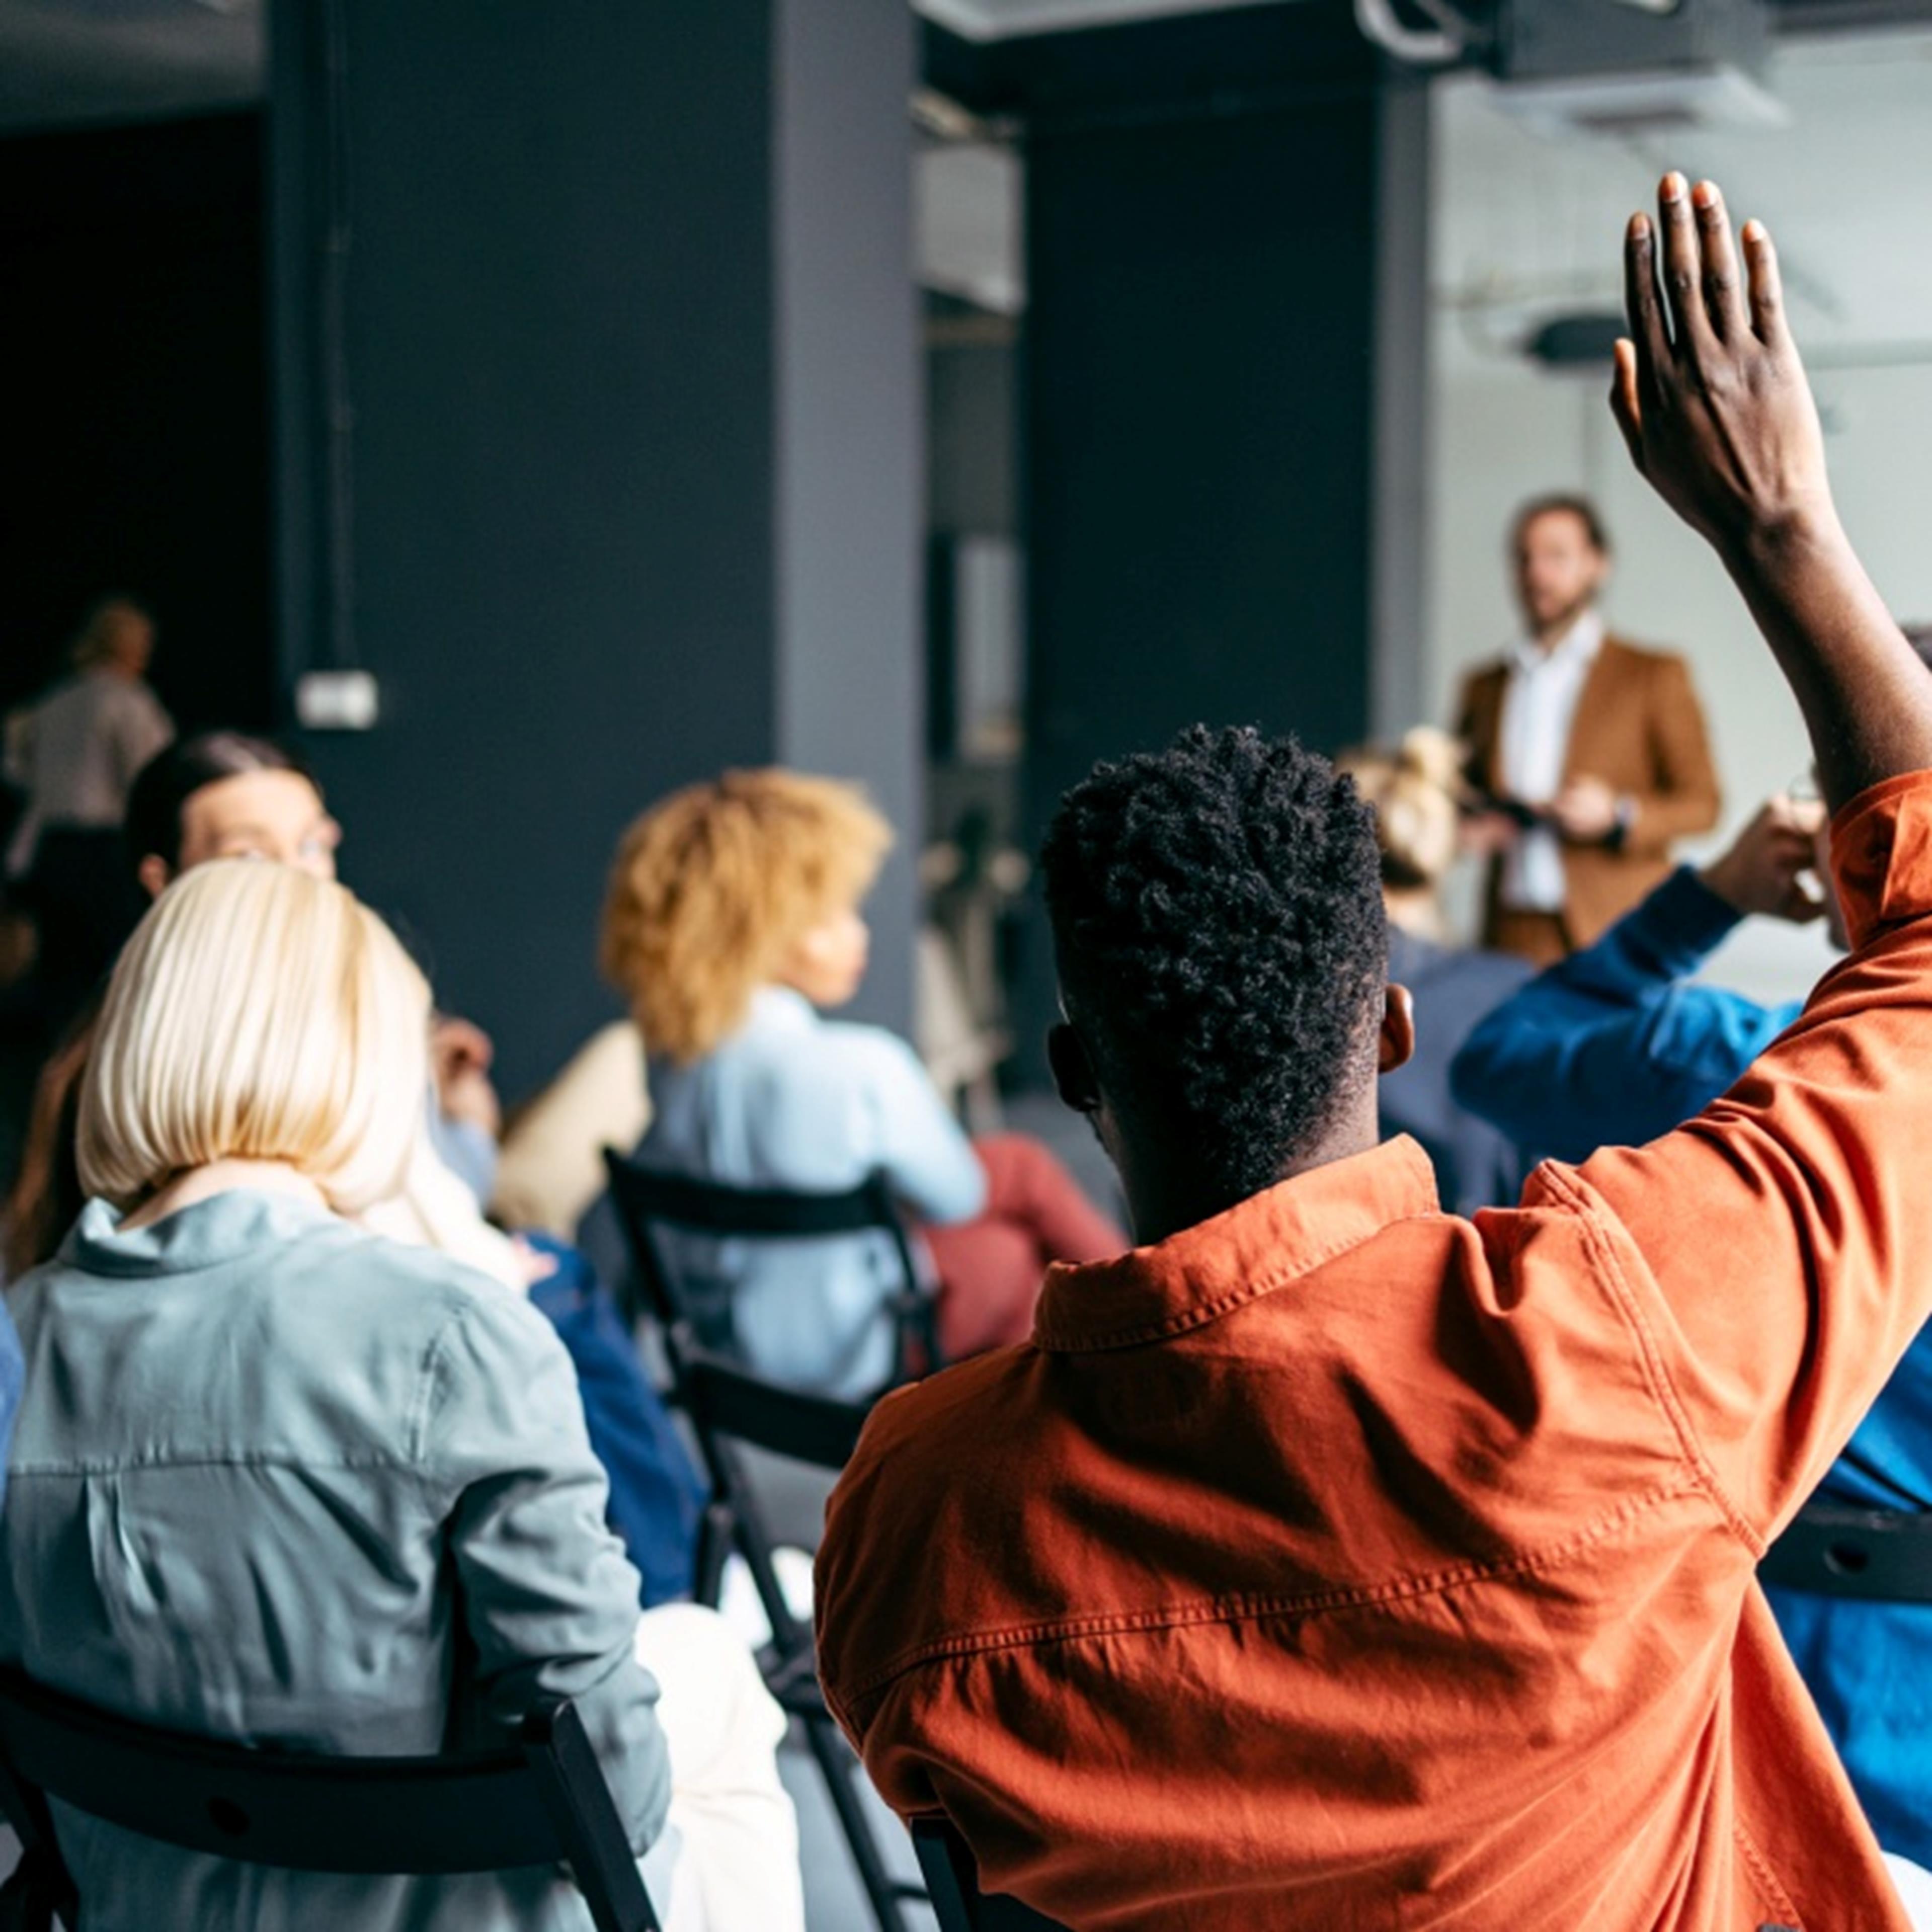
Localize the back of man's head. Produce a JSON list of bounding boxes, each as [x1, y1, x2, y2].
[[1041, 725, 1388, 1205]]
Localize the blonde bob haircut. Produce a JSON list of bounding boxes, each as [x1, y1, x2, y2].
[[600, 768, 892, 1064], [1336, 727, 1469, 894], [78, 860, 431, 1214]]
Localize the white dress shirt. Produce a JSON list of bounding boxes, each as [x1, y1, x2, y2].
[[3, 669, 174, 877], [1497, 609, 1603, 913]]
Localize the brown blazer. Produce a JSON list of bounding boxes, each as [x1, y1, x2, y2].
[[1457, 634, 1720, 949]]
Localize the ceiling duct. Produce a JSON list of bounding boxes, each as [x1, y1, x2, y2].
[[1488, 0, 1787, 136]]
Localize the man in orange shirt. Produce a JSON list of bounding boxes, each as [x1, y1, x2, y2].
[[815, 176, 1932, 1929]]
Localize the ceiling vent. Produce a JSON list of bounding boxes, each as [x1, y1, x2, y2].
[[1488, 0, 1786, 136]]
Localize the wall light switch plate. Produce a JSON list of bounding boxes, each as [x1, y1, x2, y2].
[[294, 670, 381, 731]]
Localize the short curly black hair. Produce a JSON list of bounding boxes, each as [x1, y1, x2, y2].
[[1041, 725, 1388, 1203]]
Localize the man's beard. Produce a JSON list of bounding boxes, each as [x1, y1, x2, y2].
[[1529, 588, 1596, 640]]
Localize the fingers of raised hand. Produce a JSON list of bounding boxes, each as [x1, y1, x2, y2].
[[1657, 172, 1713, 352], [1623, 211, 1669, 375], [1690, 180, 1749, 343], [1779, 880, 1827, 925], [1741, 217, 1788, 350], [1609, 339, 1645, 466]]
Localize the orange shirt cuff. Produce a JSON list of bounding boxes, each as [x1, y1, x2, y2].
[[1829, 767, 1932, 951]]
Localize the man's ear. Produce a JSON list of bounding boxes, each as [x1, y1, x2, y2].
[[1379, 983, 1416, 1076], [135, 853, 172, 903], [1048, 1022, 1101, 1115]]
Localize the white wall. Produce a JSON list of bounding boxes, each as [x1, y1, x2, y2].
[[1423, 46, 1932, 1003]]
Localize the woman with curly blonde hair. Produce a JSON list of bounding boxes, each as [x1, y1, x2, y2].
[[1336, 728, 1531, 1216], [603, 769, 1121, 1399]]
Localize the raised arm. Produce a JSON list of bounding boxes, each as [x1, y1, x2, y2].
[[1611, 174, 1932, 803], [1451, 799, 1817, 1157], [1565, 176, 1932, 1530], [1451, 873, 1762, 1160]]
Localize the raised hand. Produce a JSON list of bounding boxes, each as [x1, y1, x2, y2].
[[1609, 173, 1932, 812], [1610, 175, 1833, 555], [1550, 775, 1621, 844], [1698, 794, 1827, 924]]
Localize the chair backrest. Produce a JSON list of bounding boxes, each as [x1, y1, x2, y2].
[[677, 1344, 873, 1650], [913, 1818, 1069, 1932], [601, 1150, 933, 1380], [681, 1346, 874, 1472], [1758, 1501, 1932, 1601], [0, 1669, 659, 1932]]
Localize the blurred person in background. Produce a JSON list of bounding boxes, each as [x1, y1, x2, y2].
[[3, 597, 172, 1019], [0, 860, 676, 1929], [1336, 727, 1531, 1216], [1457, 497, 1720, 966], [0, 731, 704, 1611], [119, 734, 500, 1201], [603, 769, 1124, 1401]]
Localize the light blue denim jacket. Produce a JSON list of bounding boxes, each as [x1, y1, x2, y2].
[[0, 1189, 671, 1931], [639, 987, 987, 1399]]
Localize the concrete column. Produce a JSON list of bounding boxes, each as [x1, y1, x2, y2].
[[270, 0, 920, 1094], [1015, 58, 1429, 1055]]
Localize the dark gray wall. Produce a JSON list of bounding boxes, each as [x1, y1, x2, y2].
[[271, 0, 919, 1098], [1008, 19, 1415, 1066]]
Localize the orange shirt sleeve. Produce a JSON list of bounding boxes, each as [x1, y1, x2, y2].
[[1570, 768, 1932, 1535]]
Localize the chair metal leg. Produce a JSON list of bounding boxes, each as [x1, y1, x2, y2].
[[691, 1500, 734, 1609], [801, 1709, 913, 1932]]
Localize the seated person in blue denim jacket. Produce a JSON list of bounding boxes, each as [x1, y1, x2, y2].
[[1, 860, 676, 1931], [1449, 789, 1932, 1864], [605, 770, 1123, 1402], [1, 734, 704, 1608]]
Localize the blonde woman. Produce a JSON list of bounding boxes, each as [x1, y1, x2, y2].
[[602, 769, 1122, 1400], [0, 862, 702, 1931], [1337, 729, 1532, 1217]]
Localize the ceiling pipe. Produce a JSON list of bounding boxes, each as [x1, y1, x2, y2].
[[1353, 0, 1469, 64]]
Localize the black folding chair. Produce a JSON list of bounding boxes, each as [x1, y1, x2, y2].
[[0, 1668, 659, 1932], [676, 1344, 927, 1932], [1758, 1500, 1932, 1601], [602, 1150, 938, 1390], [913, 1817, 1070, 1931]]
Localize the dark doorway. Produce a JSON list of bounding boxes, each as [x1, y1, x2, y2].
[[0, 112, 274, 734]]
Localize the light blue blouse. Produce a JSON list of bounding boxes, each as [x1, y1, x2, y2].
[[638, 987, 987, 1399], [0, 1189, 671, 1932]]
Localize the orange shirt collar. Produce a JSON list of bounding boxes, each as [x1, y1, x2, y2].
[[1033, 1135, 1441, 1353]]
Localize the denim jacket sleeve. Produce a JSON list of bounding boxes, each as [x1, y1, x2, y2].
[[422, 1281, 672, 1856], [851, 1032, 988, 1226], [1448, 865, 1798, 1161]]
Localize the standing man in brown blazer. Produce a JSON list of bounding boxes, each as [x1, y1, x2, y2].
[[1457, 494, 1720, 964]]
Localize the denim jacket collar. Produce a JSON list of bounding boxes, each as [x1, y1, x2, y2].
[[61, 1189, 340, 1279]]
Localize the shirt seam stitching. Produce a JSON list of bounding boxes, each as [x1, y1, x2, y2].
[[9, 1452, 420, 1477], [835, 1470, 1709, 1711], [1034, 1204, 1442, 1353], [1535, 1163, 1763, 1558], [1733, 1813, 1801, 1925]]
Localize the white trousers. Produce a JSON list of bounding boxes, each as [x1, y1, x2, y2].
[[1886, 1853, 1932, 1931], [632, 1603, 804, 1932]]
